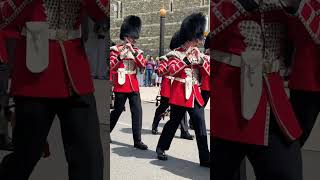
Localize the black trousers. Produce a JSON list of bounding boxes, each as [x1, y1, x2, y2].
[[0, 63, 9, 107], [0, 65, 9, 137], [201, 90, 210, 107], [157, 102, 209, 162], [290, 89, 320, 146], [0, 94, 104, 180], [189, 90, 210, 127], [110, 92, 142, 143], [211, 114, 302, 180], [152, 96, 189, 134]]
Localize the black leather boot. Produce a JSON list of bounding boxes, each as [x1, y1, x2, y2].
[[0, 135, 13, 151], [134, 141, 148, 150], [180, 132, 194, 140], [156, 147, 167, 161]]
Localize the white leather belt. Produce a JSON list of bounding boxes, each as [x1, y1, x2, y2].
[[164, 75, 174, 80], [124, 70, 136, 75], [212, 50, 281, 121], [211, 50, 242, 67], [211, 50, 280, 73], [22, 28, 81, 41], [174, 77, 199, 85]]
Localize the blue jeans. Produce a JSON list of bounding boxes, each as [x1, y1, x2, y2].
[[146, 69, 153, 86], [136, 71, 143, 87]]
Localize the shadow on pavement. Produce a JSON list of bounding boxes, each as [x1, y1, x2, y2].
[[111, 140, 155, 160], [111, 140, 210, 179], [158, 122, 210, 132], [119, 127, 153, 135], [150, 159, 209, 180], [119, 127, 188, 139]]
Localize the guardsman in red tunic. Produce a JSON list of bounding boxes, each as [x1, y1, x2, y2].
[[210, 1, 303, 179], [189, 34, 211, 129], [0, 29, 51, 156], [151, 32, 193, 140], [156, 13, 210, 167], [0, 1, 108, 180], [288, 0, 320, 146], [110, 15, 148, 150]]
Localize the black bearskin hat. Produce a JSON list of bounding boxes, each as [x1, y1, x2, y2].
[[179, 12, 206, 45], [169, 31, 182, 50], [120, 15, 142, 40]]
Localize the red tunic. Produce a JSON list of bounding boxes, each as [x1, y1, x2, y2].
[[288, 3, 320, 92], [167, 47, 206, 108], [0, 0, 108, 98], [160, 76, 171, 98], [110, 70, 116, 81], [210, 0, 302, 146], [110, 44, 146, 93], [157, 56, 171, 98], [200, 55, 210, 92], [2, 30, 21, 39]]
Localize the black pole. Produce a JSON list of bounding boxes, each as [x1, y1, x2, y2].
[[159, 16, 165, 57]]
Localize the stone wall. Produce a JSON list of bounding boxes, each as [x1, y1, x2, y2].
[[110, 0, 210, 57]]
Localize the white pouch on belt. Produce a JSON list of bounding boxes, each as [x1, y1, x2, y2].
[[240, 50, 263, 120], [184, 68, 193, 100], [25, 22, 49, 73], [117, 68, 126, 85]]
